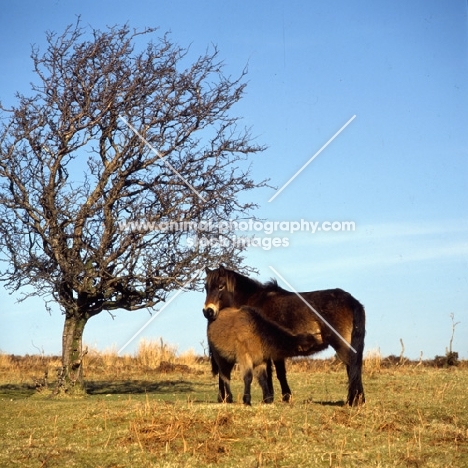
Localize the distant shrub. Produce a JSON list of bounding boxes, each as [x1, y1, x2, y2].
[[433, 351, 459, 368]]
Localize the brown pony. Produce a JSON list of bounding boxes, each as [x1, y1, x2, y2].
[[203, 265, 366, 405], [206, 305, 321, 405]]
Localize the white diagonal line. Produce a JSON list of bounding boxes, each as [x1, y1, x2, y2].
[[119, 115, 207, 202], [118, 268, 204, 354], [268, 115, 356, 203], [268, 266, 357, 353]]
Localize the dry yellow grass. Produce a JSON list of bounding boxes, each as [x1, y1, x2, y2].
[[0, 346, 467, 467]]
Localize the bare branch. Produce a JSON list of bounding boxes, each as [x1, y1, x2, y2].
[[0, 21, 266, 318]]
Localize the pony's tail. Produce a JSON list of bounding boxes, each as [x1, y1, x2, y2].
[[347, 299, 366, 405]]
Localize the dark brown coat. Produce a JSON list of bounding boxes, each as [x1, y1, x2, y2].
[[204, 266, 366, 405]]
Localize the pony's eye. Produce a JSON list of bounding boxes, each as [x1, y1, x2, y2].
[[219, 283, 225, 291]]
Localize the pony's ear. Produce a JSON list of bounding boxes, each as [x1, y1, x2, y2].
[[219, 264, 225, 275]]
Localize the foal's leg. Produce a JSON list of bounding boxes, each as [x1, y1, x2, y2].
[[236, 354, 255, 405], [217, 360, 234, 403], [257, 362, 274, 404], [266, 359, 275, 401], [242, 367, 253, 405], [217, 375, 225, 402], [273, 359, 292, 402], [218, 375, 233, 403]]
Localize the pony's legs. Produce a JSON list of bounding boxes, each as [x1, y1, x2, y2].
[[345, 362, 365, 405], [266, 360, 274, 402], [273, 359, 292, 402], [256, 362, 274, 404], [335, 342, 365, 406], [348, 302, 366, 405], [347, 357, 365, 406], [217, 375, 233, 403], [217, 375, 225, 402], [242, 368, 253, 405], [217, 360, 234, 403]]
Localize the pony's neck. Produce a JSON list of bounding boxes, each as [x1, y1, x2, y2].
[[231, 271, 266, 307]]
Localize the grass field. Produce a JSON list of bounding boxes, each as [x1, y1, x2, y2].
[[0, 342, 467, 467]]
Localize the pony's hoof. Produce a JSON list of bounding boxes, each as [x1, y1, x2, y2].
[[347, 393, 365, 406]]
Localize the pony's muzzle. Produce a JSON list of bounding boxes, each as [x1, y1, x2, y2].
[[203, 305, 218, 320]]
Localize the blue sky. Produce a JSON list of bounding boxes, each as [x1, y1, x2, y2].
[[1, 1, 467, 360]]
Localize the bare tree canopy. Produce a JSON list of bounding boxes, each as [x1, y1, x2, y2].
[[0, 21, 266, 391]]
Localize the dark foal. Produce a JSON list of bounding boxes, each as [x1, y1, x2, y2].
[[206, 305, 320, 405]]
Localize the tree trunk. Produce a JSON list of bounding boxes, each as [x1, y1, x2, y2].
[[57, 312, 88, 394]]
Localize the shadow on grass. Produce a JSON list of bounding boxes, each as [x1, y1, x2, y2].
[[314, 400, 346, 407], [86, 379, 197, 395], [0, 383, 36, 399], [0, 379, 204, 399], [302, 398, 346, 407]]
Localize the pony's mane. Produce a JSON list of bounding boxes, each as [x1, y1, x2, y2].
[[224, 268, 262, 294], [263, 278, 286, 292], [210, 267, 288, 295]]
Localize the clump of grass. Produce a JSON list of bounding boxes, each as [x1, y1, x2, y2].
[[126, 402, 239, 464], [136, 337, 178, 369], [289, 356, 342, 373], [86, 345, 118, 367], [0, 353, 14, 370], [0, 353, 62, 389], [177, 348, 199, 366], [364, 347, 382, 375]]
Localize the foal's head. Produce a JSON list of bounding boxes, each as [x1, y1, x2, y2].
[[203, 265, 237, 320]]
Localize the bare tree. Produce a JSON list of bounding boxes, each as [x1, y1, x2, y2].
[[0, 21, 266, 392]]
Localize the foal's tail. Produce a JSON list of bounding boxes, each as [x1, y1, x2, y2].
[[347, 298, 366, 405]]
